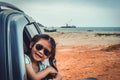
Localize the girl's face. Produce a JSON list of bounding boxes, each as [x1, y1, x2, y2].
[[31, 38, 51, 62]]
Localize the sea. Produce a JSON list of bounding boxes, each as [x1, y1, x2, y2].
[[54, 27, 120, 32]]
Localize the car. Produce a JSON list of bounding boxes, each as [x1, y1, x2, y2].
[[0, 2, 43, 80]]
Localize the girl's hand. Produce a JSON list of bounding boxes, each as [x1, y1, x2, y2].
[[48, 73, 62, 80], [47, 66, 57, 74], [53, 73, 62, 80]]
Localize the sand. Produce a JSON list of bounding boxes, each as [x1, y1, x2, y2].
[[45, 31, 120, 80]]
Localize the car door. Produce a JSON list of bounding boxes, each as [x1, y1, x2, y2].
[[0, 11, 42, 80]]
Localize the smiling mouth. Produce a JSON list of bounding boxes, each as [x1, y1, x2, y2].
[[35, 52, 42, 58]]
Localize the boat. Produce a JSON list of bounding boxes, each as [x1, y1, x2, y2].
[[44, 27, 57, 32], [60, 24, 76, 28]]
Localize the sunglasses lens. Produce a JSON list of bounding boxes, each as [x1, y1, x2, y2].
[[44, 49, 50, 56], [36, 44, 50, 56], [36, 44, 43, 51]]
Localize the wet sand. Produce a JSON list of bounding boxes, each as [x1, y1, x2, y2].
[[46, 31, 120, 80]]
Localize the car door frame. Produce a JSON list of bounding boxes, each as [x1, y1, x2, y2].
[[0, 10, 41, 80]]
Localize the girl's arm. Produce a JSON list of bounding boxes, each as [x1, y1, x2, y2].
[[26, 64, 57, 80]]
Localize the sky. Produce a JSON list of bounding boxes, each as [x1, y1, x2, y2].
[[0, 0, 120, 27]]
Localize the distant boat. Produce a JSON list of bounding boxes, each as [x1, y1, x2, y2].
[[44, 28, 57, 32], [87, 30, 93, 32], [60, 24, 76, 28]]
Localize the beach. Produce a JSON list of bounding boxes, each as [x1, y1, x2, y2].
[[45, 31, 120, 80]]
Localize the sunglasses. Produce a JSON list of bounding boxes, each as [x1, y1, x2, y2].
[[35, 44, 51, 56]]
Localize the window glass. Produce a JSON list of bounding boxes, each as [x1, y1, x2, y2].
[[26, 24, 39, 38]]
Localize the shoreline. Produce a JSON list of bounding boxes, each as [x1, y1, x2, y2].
[[45, 31, 120, 46]]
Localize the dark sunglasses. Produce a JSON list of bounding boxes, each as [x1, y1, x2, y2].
[[35, 44, 51, 56]]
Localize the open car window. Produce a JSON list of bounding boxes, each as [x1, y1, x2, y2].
[[23, 23, 41, 55], [25, 23, 39, 38]]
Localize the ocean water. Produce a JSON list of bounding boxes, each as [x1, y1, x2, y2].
[[55, 27, 120, 32]]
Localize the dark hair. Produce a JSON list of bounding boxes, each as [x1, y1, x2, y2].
[[30, 34, 57, 71]]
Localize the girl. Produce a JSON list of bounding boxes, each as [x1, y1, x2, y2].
[[25, 34, 62, 80]]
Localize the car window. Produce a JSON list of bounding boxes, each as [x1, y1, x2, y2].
[[25, 24, 39, 38], [23, 23, 41, 55]]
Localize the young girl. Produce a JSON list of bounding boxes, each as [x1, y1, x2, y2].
[[25, 34, 62, 80]]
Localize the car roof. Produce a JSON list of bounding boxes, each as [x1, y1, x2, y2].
[[0, 2, 23, 12]]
